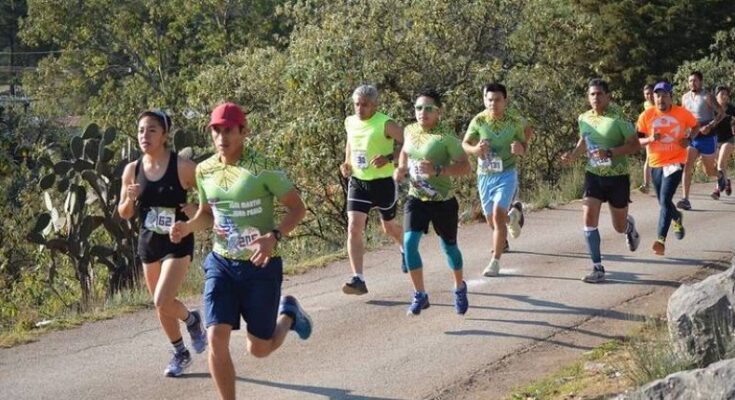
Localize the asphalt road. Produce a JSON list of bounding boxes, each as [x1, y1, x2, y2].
[[1, 183, 733, 400]]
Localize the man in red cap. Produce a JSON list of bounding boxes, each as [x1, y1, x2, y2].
[[171, 102, 313, 399]]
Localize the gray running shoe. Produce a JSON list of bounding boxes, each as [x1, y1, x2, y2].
[[625, 215, 640, 252], [186, 310, 207, 354], [582, 266, 605, 284], [164, 350, 192, 377], [676, 198, 691, 210]]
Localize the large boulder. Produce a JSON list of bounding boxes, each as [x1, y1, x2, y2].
[[617, 358, 735, 400], [667, 263, 735, 366]]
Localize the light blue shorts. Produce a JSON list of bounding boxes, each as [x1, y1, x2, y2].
[[478, 169, 518, 216]]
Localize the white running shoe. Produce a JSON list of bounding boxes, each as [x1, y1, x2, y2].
[[507, 207, 522, 239], [483, 259, 501, 277]]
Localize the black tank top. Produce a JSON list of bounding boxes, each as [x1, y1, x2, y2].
[[135, 152, 189, 231]]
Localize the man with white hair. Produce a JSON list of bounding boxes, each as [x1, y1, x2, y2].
[[340, 85, 405, 295]]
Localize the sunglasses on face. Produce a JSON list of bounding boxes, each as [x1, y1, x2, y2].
[[414, 105, 437, 112]]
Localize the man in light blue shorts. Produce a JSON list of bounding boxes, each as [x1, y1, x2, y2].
[[678, 71, 723, 209], [463, 83, 533, 277]]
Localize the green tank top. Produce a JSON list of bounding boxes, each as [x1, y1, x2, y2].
[[345, 112, 395, 180]]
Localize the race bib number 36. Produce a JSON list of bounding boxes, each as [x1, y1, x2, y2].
[[352, 150, 368, 169], [144, 207, 176, 234]]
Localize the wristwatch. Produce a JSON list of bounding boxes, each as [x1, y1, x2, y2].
[[605, 149, 613, 158], [271, 229, 283, 242]]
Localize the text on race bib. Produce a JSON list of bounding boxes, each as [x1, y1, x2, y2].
[[408, 159, 428, 180], [144, 207, 176, 234], [352, 150, 368, 169], [480, 153, 503, 173], [589, 157, 612, 168]]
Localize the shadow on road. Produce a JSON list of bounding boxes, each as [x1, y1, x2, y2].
[[368, 295, 645, 322], [443, 328, 595, 351], [466, 317, 624, 342], [465, 292, 646, 322], [180, 373, 401, 400], [511, 249, 700, 269]]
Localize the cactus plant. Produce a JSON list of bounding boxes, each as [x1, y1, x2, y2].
[[27, 123, 140, 302], [27, 122, 200, 303]]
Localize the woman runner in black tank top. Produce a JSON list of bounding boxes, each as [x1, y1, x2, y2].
[[135, 151, 192, 253], [118, 110, 207, 377]]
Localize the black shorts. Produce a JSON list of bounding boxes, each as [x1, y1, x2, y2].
[[583, 171, 631, 209], [137, 229, 194, 264], [347, 176, 397, 220], [404, 196, 459, 244]]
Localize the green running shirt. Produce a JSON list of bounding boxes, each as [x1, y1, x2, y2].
[[464, 109, 527, 174], [345, 112, 395, 180], [403, 122, 465, 201], [577, 105, 636, 177], [196, 147, 294, 260]]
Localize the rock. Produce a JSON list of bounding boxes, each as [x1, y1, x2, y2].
[[616, 357, 735, 400], [667, 263, 735, 366]]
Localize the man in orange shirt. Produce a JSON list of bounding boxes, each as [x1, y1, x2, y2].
[[636, 82, 699, 255]]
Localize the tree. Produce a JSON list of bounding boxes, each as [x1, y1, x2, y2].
[[571, 0, 735, 100], [19, 0, 289, 134]]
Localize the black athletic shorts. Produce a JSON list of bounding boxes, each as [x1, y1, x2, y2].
[[347, 176, 398, 221], [137, 229, 194, 264], [583, 171, 631, 209], [404, 196, 459, 245]]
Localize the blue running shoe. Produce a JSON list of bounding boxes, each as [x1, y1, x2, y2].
[[164, 350, 192, 377], [454, 282, 468, 315], [401, 251, 408, 274], [406, 291, 430, 316], [186, 310, 207, 354], [279, 295, 313, 340]]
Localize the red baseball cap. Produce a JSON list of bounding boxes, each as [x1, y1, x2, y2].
[[207, 102, 246, 128]]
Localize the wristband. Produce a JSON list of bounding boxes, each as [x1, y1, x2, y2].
[[435, 165, 443, 177], [605, 149, 613, 158]]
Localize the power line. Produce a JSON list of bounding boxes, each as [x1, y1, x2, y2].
[[0, 50, 81, 55]]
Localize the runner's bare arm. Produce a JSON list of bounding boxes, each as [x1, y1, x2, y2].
[[511, 125, 535, 156], [705, 94, 724, 131], [177, 157, 198, 218], [170, 201, 213, 243], [118, 162, 138, 220], [367, 120, 404, 168], [608, 133, 641, 157], [385, 120, 404, 144], [250, 188, 306, 266], [341, 141, 352, 177], [428, 153, 471, 177], [561, 136, 586, 163], [393, 147, 408, 183], [462, 135, 488, 157]]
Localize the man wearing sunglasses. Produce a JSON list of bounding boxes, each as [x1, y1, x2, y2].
[[462, 83, 533, 277], [340, 85, 405, 295]]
